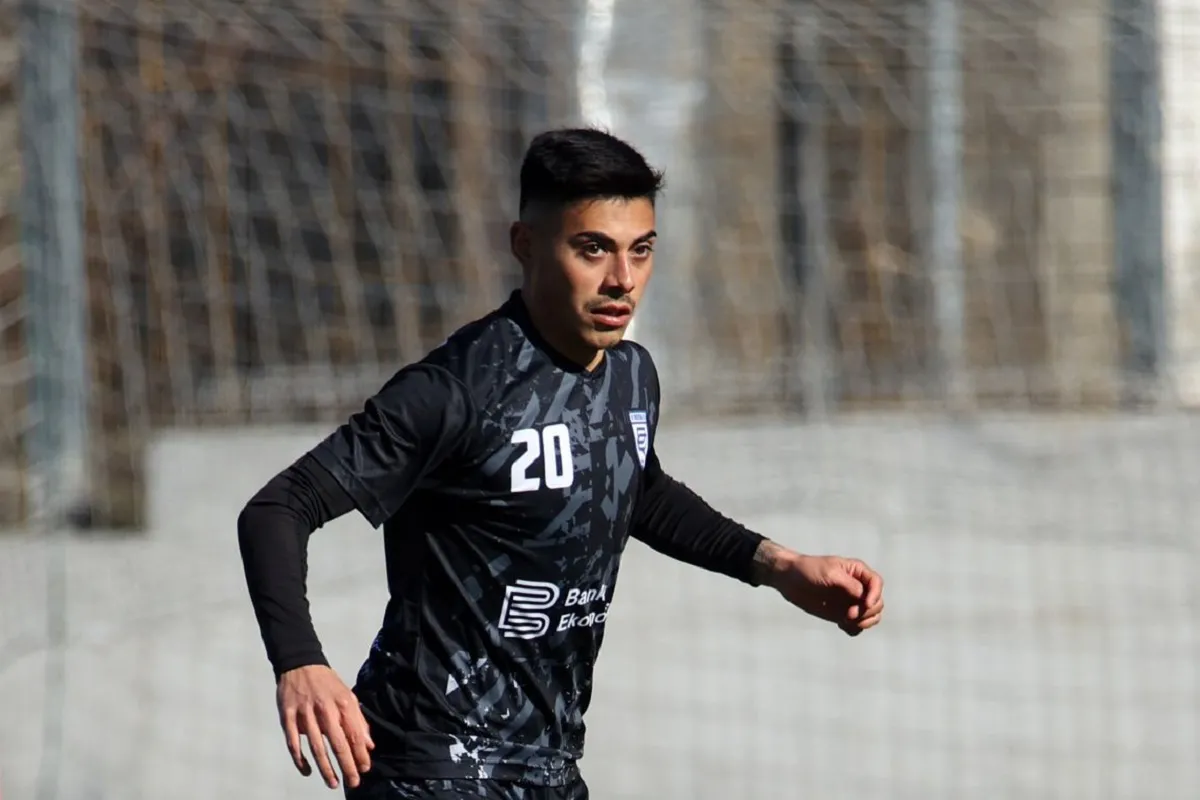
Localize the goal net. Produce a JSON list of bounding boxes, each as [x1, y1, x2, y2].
[[3, 0, 1198, 798]]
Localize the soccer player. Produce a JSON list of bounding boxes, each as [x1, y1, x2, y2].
[[237, 128, 885, 800]]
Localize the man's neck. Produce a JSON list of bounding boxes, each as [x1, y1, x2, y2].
[[518, 289, 604, 372]]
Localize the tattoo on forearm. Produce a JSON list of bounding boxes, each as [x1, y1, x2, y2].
[[752, 539, 785, 586]]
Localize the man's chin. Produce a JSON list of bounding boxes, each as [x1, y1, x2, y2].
[[582, 325, 628, 349]]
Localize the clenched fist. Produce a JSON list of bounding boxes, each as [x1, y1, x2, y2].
[[277, 664, 375, 790]]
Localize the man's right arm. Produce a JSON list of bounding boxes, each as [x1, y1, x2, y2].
[[237, 363, 476, 679], [237, 455, 355, 679]]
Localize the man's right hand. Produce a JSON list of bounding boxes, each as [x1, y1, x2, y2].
[[277, 664, 375, 790]]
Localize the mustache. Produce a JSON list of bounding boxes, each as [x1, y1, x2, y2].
[[585, 297, 636, 312]]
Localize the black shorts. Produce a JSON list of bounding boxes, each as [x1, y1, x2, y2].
[[344, 776, 589, 800]]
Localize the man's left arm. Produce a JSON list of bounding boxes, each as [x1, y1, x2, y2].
[[631, 450, 885, 636]]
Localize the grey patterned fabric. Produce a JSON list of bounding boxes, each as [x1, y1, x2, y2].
[[344, 775, 589, 800], [313, 291, 659, 787]]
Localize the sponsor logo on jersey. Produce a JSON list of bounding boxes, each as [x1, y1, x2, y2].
[[497, 580, 560, 639], [629, 411, 649, 467], [497, 580, 610, 639]]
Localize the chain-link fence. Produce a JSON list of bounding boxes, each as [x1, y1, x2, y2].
[[2, 1, 1198, 798]]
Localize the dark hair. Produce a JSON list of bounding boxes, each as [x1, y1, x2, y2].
[[518, 127, 665, 215]]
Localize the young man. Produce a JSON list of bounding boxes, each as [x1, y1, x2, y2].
[[237, 128, 885, 800]]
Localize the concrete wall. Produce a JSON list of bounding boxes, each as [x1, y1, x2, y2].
[[2, 417, 1198, 799]]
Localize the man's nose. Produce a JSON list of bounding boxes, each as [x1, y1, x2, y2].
[[603, 256, 635, 294]]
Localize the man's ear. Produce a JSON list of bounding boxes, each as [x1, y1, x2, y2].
[[510, 221, 533, 268]]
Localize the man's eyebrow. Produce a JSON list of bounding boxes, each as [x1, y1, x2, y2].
[[570, 231, 617, 246], [569, 230, 657, 246]]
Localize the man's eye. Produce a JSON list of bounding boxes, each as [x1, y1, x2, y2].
[[634, 245, 654, 257], [582, 243, 605, 257]]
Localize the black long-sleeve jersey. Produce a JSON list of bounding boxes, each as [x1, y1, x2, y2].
[[239, 291, 766, 787]]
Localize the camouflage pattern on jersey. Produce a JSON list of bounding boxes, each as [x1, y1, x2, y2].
[[345, 775, 589, 800], [313, 292, 659, 787]]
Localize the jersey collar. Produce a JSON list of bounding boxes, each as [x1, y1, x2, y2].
[[504, 290, 611, 380]]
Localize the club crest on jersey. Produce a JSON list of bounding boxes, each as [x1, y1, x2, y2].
[[629, 411, 650, 467]]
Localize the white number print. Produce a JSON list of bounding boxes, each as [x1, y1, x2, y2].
[[509, 423, 575, 493]]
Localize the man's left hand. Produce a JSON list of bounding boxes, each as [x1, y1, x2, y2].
[[759, 545, 885, 636]]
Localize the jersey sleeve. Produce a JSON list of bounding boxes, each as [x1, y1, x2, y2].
[[627, 345, 765, 584], [237, 455, 356, 678], [631, 449, 766, 585], [309, 362, 476, 528]]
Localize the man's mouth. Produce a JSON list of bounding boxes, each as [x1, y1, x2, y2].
[[589, 303, 633, 328]]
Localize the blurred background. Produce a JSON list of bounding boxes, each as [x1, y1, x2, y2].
[[1, 0, 1198, 798]]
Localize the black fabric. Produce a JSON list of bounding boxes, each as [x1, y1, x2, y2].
[[344, 775, 589, 800], [309, 363, 479, 529], [632, 449, 765, 586], [237, 454, 355, 678], [238, 290, 768, 787]]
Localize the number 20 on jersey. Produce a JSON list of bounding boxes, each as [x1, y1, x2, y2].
[[510, 423, 574, 492]]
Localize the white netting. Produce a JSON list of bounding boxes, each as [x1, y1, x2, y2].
[[2, 1, 1199, 798]]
